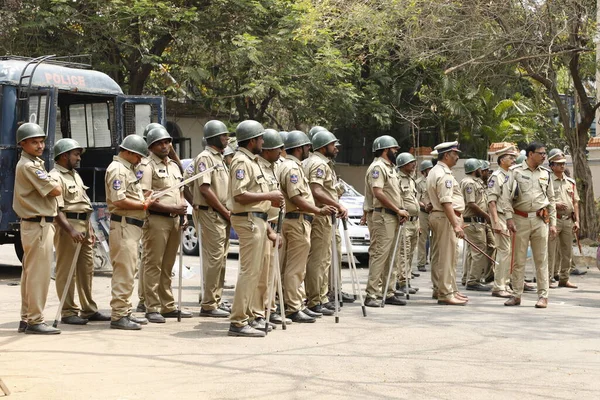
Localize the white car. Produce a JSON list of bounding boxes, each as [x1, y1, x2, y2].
[[180, 159, 370, 265]]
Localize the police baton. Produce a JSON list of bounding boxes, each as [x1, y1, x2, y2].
[[382, 224, 403, 308], [53, 242, 83, 328], [265, 209, 284, 334], [177, 215, 184, 322], [463, 236, 499, 265], [331, 215, 340, 323], [341, 218, 367, 317]]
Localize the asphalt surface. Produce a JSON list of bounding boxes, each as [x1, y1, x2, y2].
[[0, 244, 599, 399]]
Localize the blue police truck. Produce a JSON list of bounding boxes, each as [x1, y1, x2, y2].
[[0, 55, 165, 265]]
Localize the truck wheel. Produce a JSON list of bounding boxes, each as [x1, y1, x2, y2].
[[356, 254, 369, 267], [14, 235, 24, 263]]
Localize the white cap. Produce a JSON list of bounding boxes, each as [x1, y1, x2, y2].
[[434, 141, 461, 154]]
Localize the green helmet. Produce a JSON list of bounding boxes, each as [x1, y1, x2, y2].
[[263, 129, 284, 150], [308, 126, 327, 140], [146, 127, 172, 147], [142, 123, 163, 140], [204, 120, 230, 139], [285, 130, 311, 150], [53, 138, 83, 160], [420, 160, 433, 172], [312, 130, 338, 150], [373, 135, 399, 151], [396, 152, 416, 168], [223, 145, 235, 157], [516, 154, 526, 164], [547, 148, 563, 161], [120, 135, 149, 157], [464, 158, 481, 174], [236, 120, 265, 142], [16, 122, 45, 144], [278, 131, 289, 145], [480, 160, 490, 171]]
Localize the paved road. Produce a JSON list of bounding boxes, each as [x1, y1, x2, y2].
[[0, 244, 599, 399]]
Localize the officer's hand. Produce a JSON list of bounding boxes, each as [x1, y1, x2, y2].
[[453, 224, 465, 239], [506, 219, 517, 233], [337, 205, 348, 219], [70, 229, 86, 243], [425, 203, 433, 213], [267, 231, 278, 247], [181, 216, 189, 229], [320, 205, 337, 216], [268, 191, 285, 207], [172, 203, 187, 215], [573, 221, 580, 233], [550, 226, 558, 239], [222, 210, 231, 222], [359, 215, 367, 226]]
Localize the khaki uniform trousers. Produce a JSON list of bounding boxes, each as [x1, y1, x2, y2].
[[429, 212, 459, 301], [397, 219, 418, 284], [305, 214, 332, 308], [482, 226, 496, 281], [366, 211, 376, 261], [511, 215, 549, 298], [253, 235, 277, 319], [54, 218, 98, 318], [366, 211, 399, 300], [492, 215, 511, 292], [281, 217, 311, 314], [230, 215, 268, 327], [463, 223, 488, 285], [142, 214, 180, 314], [417, 210, 430, 266], [548, 217, 574, 283], [109, 220, 142, 320], [194, 209, 230, 311], [20, 220, 55, 325]]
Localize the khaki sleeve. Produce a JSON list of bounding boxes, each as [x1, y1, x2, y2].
[[48, 170, 65, 209], [230, 158, 251, 197], [370, 166, 385, 189], [437, 174, 454, 204], [307, 161, 326, 187], [462, 181, 477, 204], [24, 163, 57, 198], [547, 174, 556, 227], [196, 155, 214, 186], [139, 162, 152, 192], [106, 167, 128, 202], [281, 167, 306, 198]]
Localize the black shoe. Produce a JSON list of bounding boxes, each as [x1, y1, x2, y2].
[[111, 317, 141, 330], [162, 309, 192, 318], [417, 265, 427, 272], [364, 298, 381, 307], [341, 292, 356, 303], [302, 307, 322, 318], [18, 321, 27, 333], [200, 308, 230, 318], [84, 312, 111, 322], [484, 274, 494, 283], [287, 310, 316, 323], [385, 295, 407, 306], [553, 274, 560, 281], [223, 283, 235, 289], [145, 312, 166, 324], [411, 272, 420, 278], [394, 290, 407, 297], [570, 268, 587, 276], [228, 324, 266, 337], [250, 318, 273, 332], [136, 303, 146, 313], [61, 315, 89, 325], [128, 315, 148, 325], [309, 304, 334, 316], [269, 312, 292, 325], [465, 282, 492, 292], [25, 323, 61, 335], [322, 301, 340, 311], [399, 285, 418, 294]]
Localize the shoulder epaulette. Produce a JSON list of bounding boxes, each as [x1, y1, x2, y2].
[[509, 164, 521, 171], [540, 166, 551, 172], [566, 176, 576, 185]]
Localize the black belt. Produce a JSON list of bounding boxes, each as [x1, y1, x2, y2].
[[406, 216, 419, 222], [373, 207, 397, 216], [464, 217, 485, 223], [269, 222, 277, 229], [64, 212, 90, 221], [232, 212, 268, 221], [149, 210, 177, 218], [111, 214, 144, 228], [196, 205, 211, 211], [285, 212, 313, 223], [22, 216, 54, 223]]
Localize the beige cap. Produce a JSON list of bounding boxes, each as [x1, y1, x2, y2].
[[434, 141, 461, 154], [495, 145, 519, 158]]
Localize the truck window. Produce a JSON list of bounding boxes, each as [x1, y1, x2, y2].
[[69, 102, 112, 148], [29, 94, 49, 131]]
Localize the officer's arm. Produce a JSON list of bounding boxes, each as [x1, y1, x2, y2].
[[112, 198, 149, 210], [290, 194, 331, 215], [373, 187, 402, 215], [55, 211, 85, 243], [310, 183, 340, 208], [467, 202, 490, 221], [488, 201, 500, 227], [184, 186, 194, 205], [199, 183, 230, 218], [48, 184, 62, 197]]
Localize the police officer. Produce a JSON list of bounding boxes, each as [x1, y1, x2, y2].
[[228, 120, 283, 337], [479, 160, 496, 283], [223, 145, 235, 168], [13, 123, 62, 334], [460, 159, 491, 291], [139, 128, 191, 323], [186, 120, 232, 318], [427, 141, 468, 306], [487, 145, 518, 298], [51, 139, 110, 326], [364, 136, 409, 307], [304, 131, 348, 316], [106, 135, 156, 330], [416, 160, 433, 272], [547, 149, 579, 289], [504, 142, 557, 308], [279, 130, 336, 322], [360, 137, 382, 257], [396, 152, 420, 293]]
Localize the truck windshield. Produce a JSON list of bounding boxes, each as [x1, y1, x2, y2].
[[68, 103, 112, 147]]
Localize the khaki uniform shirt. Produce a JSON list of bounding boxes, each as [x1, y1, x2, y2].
[[399, 170, 419, 216], [258, 155, 281, 221], [139, 152, 183, 208], [460, 175, 487, 218], [49, 164, 93, 213], [552, 174, 579, 216], [416, 175, 430, 207], [304, 151, 337, 207], [13, 152, 59, 218], [363, 157, 380, 212], [426, 161, 465, 213], [105, 156, 145, 219], [186, 146, 229, 207], [228, 147, 270, 214], [278, 154, 315, 214], [486, 168, 513, 219], [510, 160, 556, 226], [368, 158, 403, 209]]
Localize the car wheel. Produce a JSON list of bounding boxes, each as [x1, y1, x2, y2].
[[356, 254, 369, 266], [183, 220, 199, 255]]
